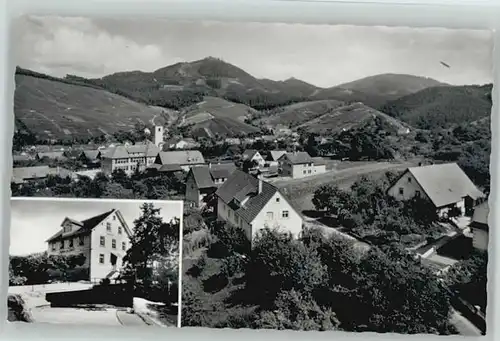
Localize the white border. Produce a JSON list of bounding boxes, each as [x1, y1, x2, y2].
[[1, 0, 499, 341]]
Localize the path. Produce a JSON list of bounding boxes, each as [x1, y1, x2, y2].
[[32, 307, 122, 326], [116, 309, 154, 326], [450, 309, 482, 336]]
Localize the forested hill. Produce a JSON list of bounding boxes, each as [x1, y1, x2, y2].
[[380, 84, 493, 129]]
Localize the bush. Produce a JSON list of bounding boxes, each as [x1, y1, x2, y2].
[[7, 294, 34, 322]]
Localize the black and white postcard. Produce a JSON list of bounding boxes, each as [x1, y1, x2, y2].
[[8, 198, 182, 327], [10, 16, 492, 335]]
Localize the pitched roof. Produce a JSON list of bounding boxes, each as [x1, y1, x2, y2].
[[46, 209, 115, 242], [101, 142, 160, 159], [156, 150, 205, 166], [281, 151, 313, 164], [12, 154, 32, 162], [82, 150, 101, 160], [37, 151, 65, 159], [209, 163, 237, 179], [312, 157, 327, 166], [215, 170, 280, 224], [190, 166, 216, 189], [472, 201, 489, 227], [404, 163, 485, 208], [242, 149, 259, 160], [268, 150, 287, 161], [12, 166, 51, 183]]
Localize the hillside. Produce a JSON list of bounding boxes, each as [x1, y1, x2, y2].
[[177, 96, 260, 138], [380, 84, 493, 129], [310, 74, 444, 108], [296, 102, 410, 135], [14, 70, 165, 140], [336, 74, 446, 100], [254, 99, 345, 127]]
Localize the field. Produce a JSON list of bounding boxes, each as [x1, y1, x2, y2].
[[269, 160, 416, 212], [296, 102, 410, 134], [14, 73, 165, 140], [179, 96, 260, 137], [253, 99, 345, 127]]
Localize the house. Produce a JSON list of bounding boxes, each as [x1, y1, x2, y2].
[[12, 154, 32, 162], [63, 150, 83, 160], [224, 138, 241, 146], [11, 166, 72, 184], [279, 152, 326, 179], [470, 201, 489, 251], [386, 163, 485, 218], [151, 150, 205, 173], [185, 163, 237, 207], [79, 150, 101, 167], [266, 150, 287, 163], [215, 170, 303, 241], [241, 149, 265, 167], [101, 141, 161, 175], [165, 137, 199, 150], [222, 145, 241, 160], [46, 209, 132, 282], [36, 151, 66, 161]]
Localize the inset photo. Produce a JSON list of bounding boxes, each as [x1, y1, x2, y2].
[[8, 197, 183, 328]]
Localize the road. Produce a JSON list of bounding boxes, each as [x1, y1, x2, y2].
[[450, 309, 482, 336]]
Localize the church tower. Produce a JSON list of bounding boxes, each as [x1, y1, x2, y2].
[[154, 125, 164, 147]]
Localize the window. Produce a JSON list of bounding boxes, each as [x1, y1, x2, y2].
[[118, 226, 122, 234], [276, 197, 280, 203], [100, 236, 105, 246], [415, 190, 421, 197], [303, 170, 306, 174], [235, 216, 239, 225], [113, 215, 116, 221], [60, 241, 64, 249], [79, 236, 84, 246], [266, 212, 274, 219], [282, 211, 289, 218], [308, 170, 311, 174], [228, 210, 232, 218], [112, 239, 116, 249], [399, 187, 404, 195], [106, 222, 111, 231], [408, 177, 412, 183], [51, 243, 56, 251], [69, 239, 74, 248], [122, 242, 126, 251], [99, 254, 105, 264]]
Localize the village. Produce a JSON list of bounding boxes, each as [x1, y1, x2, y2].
[[11, 120, 489, 334]]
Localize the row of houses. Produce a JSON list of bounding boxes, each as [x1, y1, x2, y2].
[[206, 162, 489, 252]]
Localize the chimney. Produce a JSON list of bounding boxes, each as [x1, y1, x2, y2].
[[257, 174, 263, 194]]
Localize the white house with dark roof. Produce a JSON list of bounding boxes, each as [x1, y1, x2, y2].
[[241, 149, 265, 167], [46, 209, 132, 282], [215, 170, 303, 241], [279, 152, 327, 179], [470, 201, 489, 251], [387, 163, 485, 218], [185, 163, 237, 207], [101, 141, 160, 175], [151, 150, 206, 173]]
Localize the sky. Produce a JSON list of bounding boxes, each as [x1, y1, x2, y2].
[[12, 16, 493, 87], [9, 198, 182, 256]]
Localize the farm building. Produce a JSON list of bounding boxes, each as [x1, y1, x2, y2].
[[387, 163, 485, 218], [151, 150, 205, 173]]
